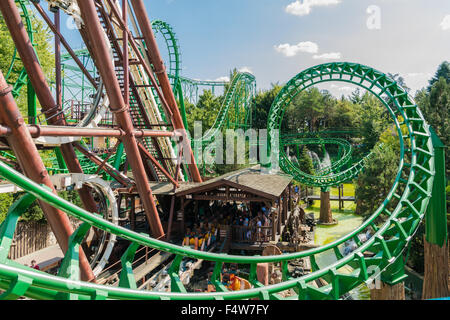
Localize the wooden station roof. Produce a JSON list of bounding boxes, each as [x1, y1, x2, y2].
[[122, 166, 293, 200], [174, 165, 293, 200]]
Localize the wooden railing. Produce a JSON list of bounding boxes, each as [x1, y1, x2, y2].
[[8, 221, 49, 260], [231, 225, 273, 243]]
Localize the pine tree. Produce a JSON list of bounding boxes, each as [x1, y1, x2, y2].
[[428, 61, 450, 91]]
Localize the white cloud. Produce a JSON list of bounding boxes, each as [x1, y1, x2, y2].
[[285, 0, 342, 17], [440, 15, 450, 30], [274, 41, 319, 57], [406, 72, 432, 78], [312, 52, 342, 60], [338, 86, 353, 92], [239, 66, 253, 74], [215, 76, 230, 82]]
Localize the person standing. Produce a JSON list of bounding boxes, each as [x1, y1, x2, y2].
[[30, 260, 40, 270]]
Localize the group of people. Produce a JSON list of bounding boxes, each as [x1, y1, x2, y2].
[[182, 221, 218, 251], [229, 204, 273, 242], [182, 201, 277, 249]]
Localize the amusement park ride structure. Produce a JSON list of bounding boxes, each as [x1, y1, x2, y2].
[[0, 0, 446, 300]]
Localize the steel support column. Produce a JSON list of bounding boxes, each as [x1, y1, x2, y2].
[[0, 0, 99, 214], [76, 0, 164, 238], [0, 0, 97, 282], [0, 71, 95, 282], [130, 0, 202, 183]]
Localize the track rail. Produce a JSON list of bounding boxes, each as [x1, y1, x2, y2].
[[0, 62, 434, 300], [282, 136, 353, 176], [5, 0, 35, 98]]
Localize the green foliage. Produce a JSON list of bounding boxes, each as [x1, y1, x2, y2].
[[295, 146, 315, 175], [353, 92, 390, 154], [0, 193, 14, 224], [252, 84, 282, 129], [283, 87, 335, 132], [415, 77, 450, 176], [354, 127, 400, 217], [406, 221, 425, 274], [6, 190, 82, 223], [428, 61, 450, 90], [326, 99, 356, 129], [213, 138, 253, 176], [0, 7, 54, 120], [185, 89, 222, 137]]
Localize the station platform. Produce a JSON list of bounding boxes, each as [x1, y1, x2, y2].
[[14, 245, 63, 272]]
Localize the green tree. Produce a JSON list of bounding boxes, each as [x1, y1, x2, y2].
[[0, 8, 54, 119], [283, 88, 328, 132], [416, 77, 450, 175], [428, 61, 450, 90], [353, 92, 390, 154], [355, 126, 400, 218], [252, 84, 282, 129], [185, 89, 222, 137], [296, 146, 315, 175], [0, 193, 14, 224], [388, 73, 410, 93], [327, 99, 356, 129]]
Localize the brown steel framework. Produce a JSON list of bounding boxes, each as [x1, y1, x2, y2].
[[0, 0, 203, 281]]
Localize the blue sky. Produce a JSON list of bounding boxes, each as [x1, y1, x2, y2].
[[51, 0, 450, 96]]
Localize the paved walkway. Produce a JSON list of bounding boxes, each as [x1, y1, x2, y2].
[[15, 245, 64, 271]]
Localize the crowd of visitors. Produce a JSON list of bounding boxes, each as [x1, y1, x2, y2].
[[182, 201, 278, 249]]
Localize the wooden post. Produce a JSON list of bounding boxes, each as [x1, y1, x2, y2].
[[319, 189, 333, 224], [194, 200, 198, 222], [180, 197, 185, 233], [130, 195, 136, 231], [272, 202, 276, 241], [338, 185, 342, 211], [277, 197, 282, 236], [422, 130, 449, 299], [422, 238, 449, 299], [370, 282, 405, 300], [288, 184, 292, 212]]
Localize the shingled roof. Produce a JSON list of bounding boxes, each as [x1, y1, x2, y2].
[[175, 165, 293, 200]]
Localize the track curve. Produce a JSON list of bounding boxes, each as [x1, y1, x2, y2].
[[0, 62, 434, 300], [5, 0, 35, 99]]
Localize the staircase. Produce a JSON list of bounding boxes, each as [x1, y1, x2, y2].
[[95, 3, 178, 182]]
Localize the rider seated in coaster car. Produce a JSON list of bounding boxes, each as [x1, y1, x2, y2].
[[183, 227, 195, 247], [191, 224, 206, 251], [228, 273, 241, 291]]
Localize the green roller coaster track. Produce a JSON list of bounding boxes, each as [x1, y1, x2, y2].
[[192, 72, 256, 147], [281, 137, 354, 177], [0, 59, 436, 300], [268, 62, 434, 191], [150, 19, 257, 138], [5, 0, 36, 101]]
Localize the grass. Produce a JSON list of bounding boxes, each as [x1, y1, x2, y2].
[[307, 183, 357, 214]]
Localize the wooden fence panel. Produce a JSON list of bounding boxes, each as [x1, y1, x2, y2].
[[8, 221, 49, 261]]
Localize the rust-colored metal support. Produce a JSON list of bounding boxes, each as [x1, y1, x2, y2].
[[0, 124, 175, 139], [0, 0, 97, 281], [122, 0, 129, 106], [76, 0, 164, 238], [0, 70, 95, 282], [73, 142, 133, 187], [0, 0, 98, 212], [33, 2, 97, 88], [53, 6, 62, 111], [166, 140, 184, 241], [137, 142, 179, 188], [129, 0, 202, 183]]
